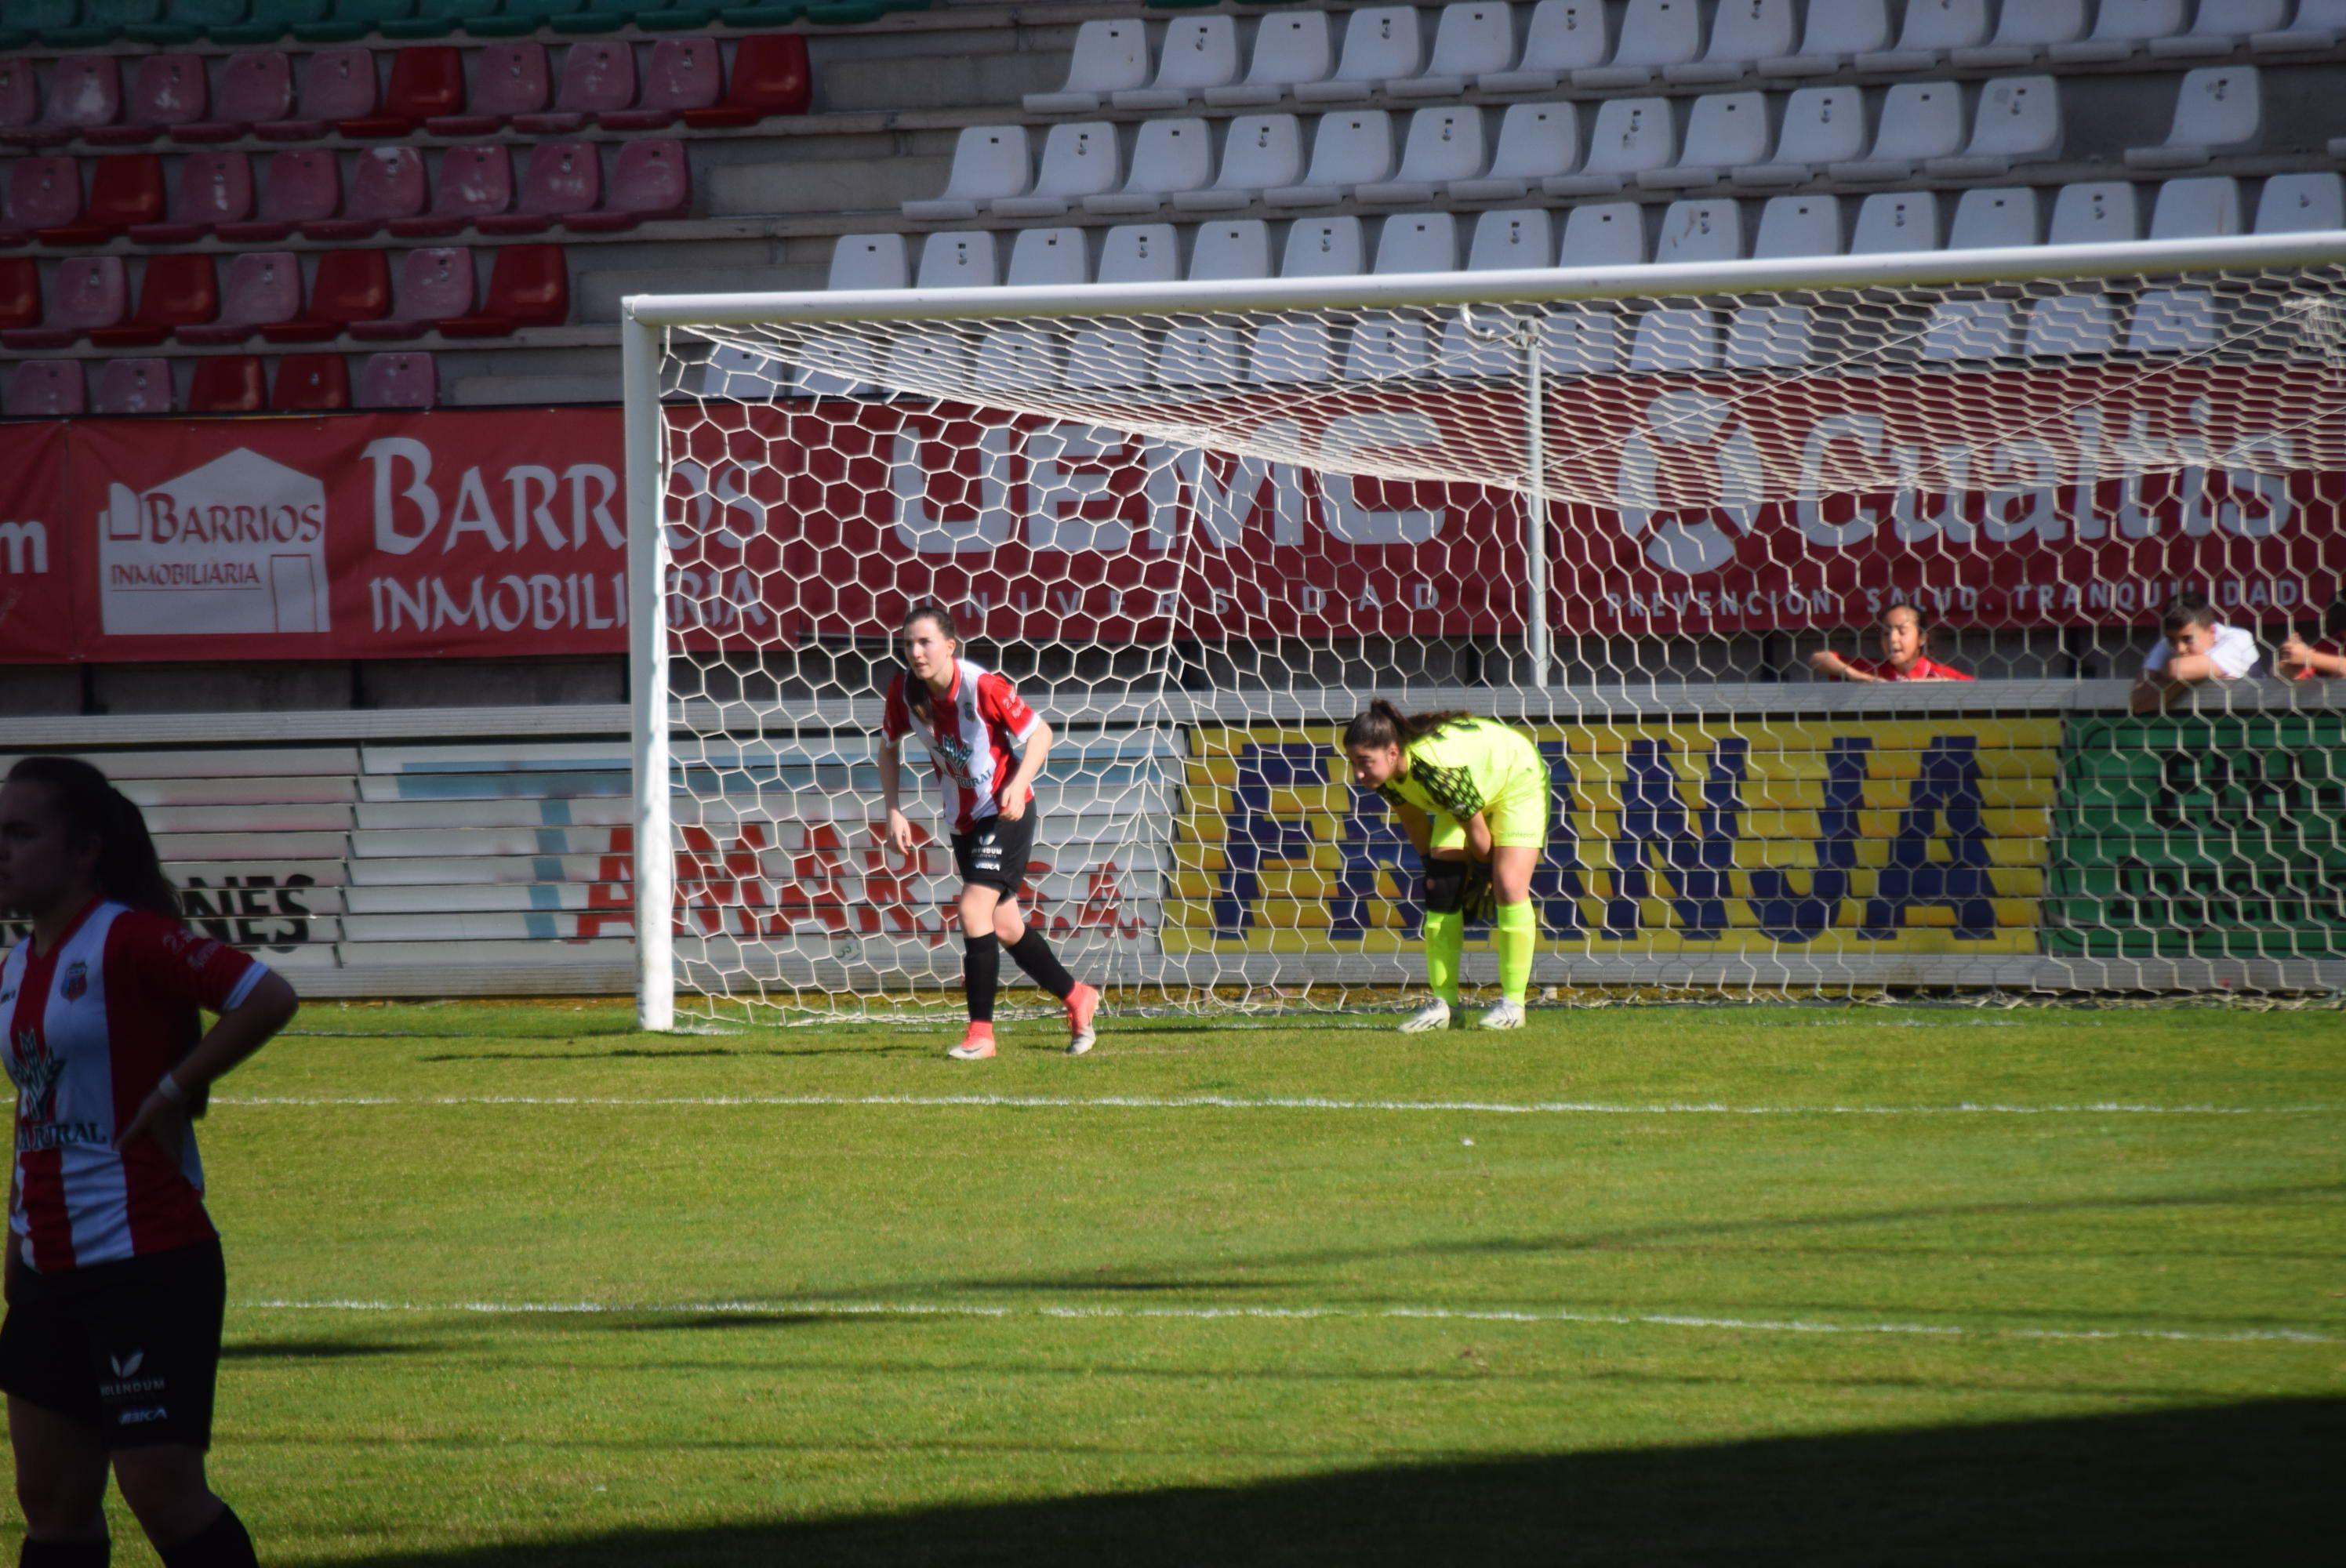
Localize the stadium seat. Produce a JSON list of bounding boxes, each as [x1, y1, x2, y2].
[[3, 255, 127, 349], [1575, 0, 1699, 88], [258, 47, 376, 139], [269, 351, 350, 409], [1450, 102, 1574, 201], [341, 45, 462, 136], [260, 245, 390, 339], [973, 227, 1088, 391], [211, 0, 329, 43], [296, 0, 415, 43], [1279, 212, 1364, 278], [1003, 223, 1088, 288], [3, 0, 77, 45], [2049, 180, 2142, 244], [1633, 199, 1739, 372], [186, 354, 266, 412], [2254, 170, 2346, 231], [1373, 210, 1458, 274], [439, 241, 566, 337], [1952, 0, 2086, 67], [2127, 67, 2263, 169], [1849, 190, 1940, 253], [358, 350, 437, 408], [4, 360, 86, 416], [1641, 91, 1766, 191], [350, 244, 471, 338], [1268, 110, 1394, 207], [0, 256, 38, 328], [993, 122, 1117, 218], [307, 146, 425, 238], [2130, 176, 2242, 355], [1360, 106, 1484, 205], [178, 247, 300, 342], [39, 154, 164, 244], [1113, 16, 1237, 111], [1558, 200, 1645, 265], [1654, 196, 1743, 263], [87, 53, 207, 144], [1158, 220, 1268, 387], [1062, 224, 1171, 388], [379, 0, 496, 40], [0, 60, 34, 139], [390, 143, 511, 236], [1480, 0, 1606, 93], [217, 147, 337, 240], [1024, 17, 1147, 114], [1393, 2, 1513, 98], [1343, 212, 1454, 379], [1084, 118, 1209, 214], [515, 41, 634, 133], [1295, 3, 1416, 103], [1734, 85, 1861, 186], [2253, 0, 2346, 53], [1927, 75, 2061, 178], [601, 37, 720, 129], [478, 140, 597, 234], [1433, 209, 1555, 377], [1861, 0, 1990, 71], [138, 0, 248, 42], [1, 158, 82, 246], [1752, 192, 1842, 256], [91, 357, 174, 413], [2156, 0, 2289, 56], [1204, 10, 1331, 107], [175, 51, 294, 141], [1251, 215, 1362, 383], [1545, 96, 1672, 196], [1729, 194, 1840, 368], [679, 35, 808, 126], [910, 230, 997, 287], [797, 232, 905, 391], [9, 55, 122, 146], [1666, 0, 1794, 84], [472, 0, 582, 38], [87, 252, 217, 346], [2022, 183, 2137, 357], [128, 148, 253, 241], [822, 231, 910, 291], [427, 42, 547, 134], [1173, 113, 1302, 212], [1832, 81, 1962, 182], [566, 136, 686, 230], [551, 0, 649, 35], [1947, 185, 2037, 248], [902, 125, 1030, 220], [1763, 0, 1892, 76], [2050, 0, 2186, 64]]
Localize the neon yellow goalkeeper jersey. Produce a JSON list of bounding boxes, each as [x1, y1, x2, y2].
[[1377, 718, 1544, 824]]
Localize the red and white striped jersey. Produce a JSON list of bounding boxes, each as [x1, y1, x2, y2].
[[881, 659, 1042, 835], [2, 899, 267, 1273]]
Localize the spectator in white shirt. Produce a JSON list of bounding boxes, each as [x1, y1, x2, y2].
[[2131, 590, 2261, 714]]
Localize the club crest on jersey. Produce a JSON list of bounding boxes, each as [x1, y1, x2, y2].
[[61, 960, 88, 1002], [6, 1029, 64, 1122]]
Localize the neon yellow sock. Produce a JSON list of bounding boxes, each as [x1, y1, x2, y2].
[[1494, 900, 1535, 1004], [1422, 909, 1464, 1009]]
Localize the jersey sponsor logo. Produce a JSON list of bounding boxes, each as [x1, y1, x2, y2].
[[114, 1406, 170, 1425], [111, 1350, 144, 1377], [6, 1029, 64, 1122], [60, 960, 88, 1002], [928, 725, 979, 785]]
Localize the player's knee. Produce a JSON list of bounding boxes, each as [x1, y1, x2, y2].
[[957, 889, 995, 935], [16, 1465, 106, 1535], [110, 1450, 212, 1541], [1422, 860, 1467, 914], [993, 906, 1024, 944]]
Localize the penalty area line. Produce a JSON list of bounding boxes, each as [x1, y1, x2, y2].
[[209, 1094, 2332, 1116], [234, 1297, 2339, 1347]]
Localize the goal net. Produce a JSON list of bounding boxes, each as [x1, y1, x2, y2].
[[623, 232, 2346, 1026]]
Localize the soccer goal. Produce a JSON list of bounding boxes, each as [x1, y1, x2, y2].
[[621, 229, 2346, 1028]]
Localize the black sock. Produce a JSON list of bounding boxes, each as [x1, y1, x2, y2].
[[963, 931, 1000, 1024], [1004, 928, 1077, 1002], [20, 1540, 108, 1567], [159, 1506, 253, 1568]]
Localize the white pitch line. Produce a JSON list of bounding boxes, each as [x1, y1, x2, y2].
[[236, 1297, 2339, 1346], [209, 1093, 2330, 1116]]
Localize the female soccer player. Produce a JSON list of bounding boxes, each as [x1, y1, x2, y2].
[[880, 601, 1101, 1060], [1340, 702, 1549, 1033], [1808, 601, 1974, 684], [0, 756, 298, 1568]]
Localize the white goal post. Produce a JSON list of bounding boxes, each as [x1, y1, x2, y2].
[[623, 231, 2346, 1028]]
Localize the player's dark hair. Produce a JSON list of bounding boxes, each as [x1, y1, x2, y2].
[[899, 599, 960, 722], [1343, 699, 1473, 751], [1880, 599, 1935, 639], [2162, 590, 2217, 635], [5, 756, 180, 919]]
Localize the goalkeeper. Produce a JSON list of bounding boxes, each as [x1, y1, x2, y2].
[[1339, 702, 1548, 1033]]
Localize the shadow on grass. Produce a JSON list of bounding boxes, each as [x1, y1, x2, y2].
[[312, 1399, 2338, 1566], [220, 1340, 434, 1362]]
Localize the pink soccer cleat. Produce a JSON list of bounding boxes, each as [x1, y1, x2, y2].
[[1065, 983, 1100, 1056], [948, 1022, 997, 1061]]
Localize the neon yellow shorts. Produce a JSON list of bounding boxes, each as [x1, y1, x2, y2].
[[1425, 768, 1551, 852]]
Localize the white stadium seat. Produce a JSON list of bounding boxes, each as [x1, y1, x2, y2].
[[1295, 5, 1422, 104], [1927, 76, 2061, 179], [2050, 0, 2188, 64], [976, 228, 1089, 391], [1850, 191, 1941, 253], [888, 231, 1001, 387], [1004, 225, 1088, 285], [2127, 67, 2263, 170], [1084, 118, 1210, 215], [1375, 211, 1460, 273], [1575, 0, 1701, 88], [2253, 0, 2346, 53], [1641, 91, 1767, 191], [1654, 196, 1744, 263], [1438, 209, 1555, 378], [2155, 0, 2290, 57], [1266, 110, 1396, 208], [1450, 102, 1577, 201], [1480, 0, 1609, 93], [1859, 0, 1991, 72], [1930, 188, 2036, 359], [1832, 81, 1963, 182], [1730, 195, 1841, 368], [1360, 107, 1486, 206], [1761, 0, 1894, 77], [1347, 212, 1458, 379], [1559, 201, 1647, 266], [1752, 193, 1843, 257], [1948, 187, 2039, 248], [1734, 85, 1863, 186], [1254, 217, 1365, 383], [2132, 178, 2246, 356], [1114, 16, 1240, 111], [2151, 175, 2244, 239], [1393, 2, 1517, 99], [1952, 0, 2088, 67], [1205, 11, 1333, 107], [993, 122, 1119, 218], [2050, 180, 2142, 244], [2254, 171, 2346, 232], [1172, 113, 1304, 212], [1068, 225, 1177, 389], [797, 233, 906, 394], [914, 230, 1000, 287], [1159, 220, 1272, 387], [902, 125, 1030, 220], [1665, 0, 1796, 85], [1546, 96, 1675, 195], [1025, 20, 1147, 114], [1636, 198, 1739, 372]]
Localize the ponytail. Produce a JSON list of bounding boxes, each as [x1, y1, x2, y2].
[[899, 599, 961, 722], [1342, 699, 1473, 752], [5, 756, 180, 920]]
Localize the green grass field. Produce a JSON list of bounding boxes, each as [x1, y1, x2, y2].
[[12, 998, 2342, 1565]]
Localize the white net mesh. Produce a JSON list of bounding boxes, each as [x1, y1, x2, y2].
[[638, 242, 2346, 1017]]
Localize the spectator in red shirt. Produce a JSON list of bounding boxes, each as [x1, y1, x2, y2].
[[1808, 601, 1974, 684]]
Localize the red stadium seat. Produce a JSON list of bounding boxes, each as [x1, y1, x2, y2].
[[305, 145, 424, 239], [129, 149, 254, 243], [0, 257, 38, 330], [88, 54, 208, 146], [358, 350, 436, 408], [271, 352, 350, 411], [0, 59, 36, 140], [38, 155, 165, 245], [257, 47, 376, 140], [601, 36, 719, 130], [7, 56, 123, 147], [187, 354, 267, 413], [3, 361, 88, 418], [2, 256, 127, 349], [341, 46, 463, 137], [567, 138, 686, 232], [428, 42, 550, 136], [218, 148, 340, 241], [387, 143, 510, 237], [514, 40, 634, 133], [92, 357, 176, 415], [480, 140, 597, 235], [176, 52, 295, 143], [178, 249, 300, 344], [89, 252, 219, 347], [350, 245, 473, 339], [260, 246, 389, 342], [439, 242, 566, 338], [2, 158, 82, 247], [681, 34, 809, 129]]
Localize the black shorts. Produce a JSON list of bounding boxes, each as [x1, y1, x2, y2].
[[952, 809, 1037, 898], [0, 1239, 225, 1450]]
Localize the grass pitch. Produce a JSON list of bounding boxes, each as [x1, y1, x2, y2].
[[13, 998, 2341, 1564]]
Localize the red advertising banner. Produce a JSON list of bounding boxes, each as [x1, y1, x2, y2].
[[0, 422, 75, 664]]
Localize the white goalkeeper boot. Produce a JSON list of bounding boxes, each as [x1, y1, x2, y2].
[[1478, 998, 1527, 1031], [1399, 997, 1454, 1033]]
